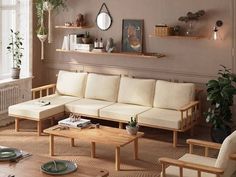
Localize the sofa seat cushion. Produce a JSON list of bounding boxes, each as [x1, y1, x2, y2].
[[8, 94, 79, 120], [99, 103, 151, 122], [56, 70, 87, 97], [85, 73, 120, 102], [138, 108, 192, 130], [118, 77, 156, 107], [154, 80, 195, 110], [162, 153, 217, 177], [65, 99, 115, 117]]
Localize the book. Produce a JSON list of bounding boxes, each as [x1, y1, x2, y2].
[[58, 118, 91, 128]]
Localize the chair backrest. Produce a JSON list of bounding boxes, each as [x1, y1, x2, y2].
[[215, 130, 236, 177], [85, 73, 120, 102], [56, 70, 88, 98], [118, 77, 156, 107], [153, 80, 195, 110]]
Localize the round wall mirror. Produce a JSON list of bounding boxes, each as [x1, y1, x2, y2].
[[96, 12, 112, 31]]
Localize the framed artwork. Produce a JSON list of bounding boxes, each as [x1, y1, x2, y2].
[[122, 19, 144, 53]]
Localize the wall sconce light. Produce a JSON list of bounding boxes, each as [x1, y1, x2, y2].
[[212, 20, 223, 40]]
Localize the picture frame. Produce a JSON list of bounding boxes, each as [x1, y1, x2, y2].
[[121, 19, 144, 53]]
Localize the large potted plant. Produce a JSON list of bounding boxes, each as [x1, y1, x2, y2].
[[7, 29, 24, 79], [205, 65, 236, 143]]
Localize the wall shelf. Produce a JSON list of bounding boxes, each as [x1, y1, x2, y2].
[[56, 49, 166, 59], [149, 34, 205, 40], [55, 25, 93, 29]]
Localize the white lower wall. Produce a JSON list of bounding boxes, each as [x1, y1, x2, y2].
[[0, 77, 32, 127]]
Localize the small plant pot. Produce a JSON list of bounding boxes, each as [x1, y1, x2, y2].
[[11, 68, 20, 79], [126, 125, 139, 135]]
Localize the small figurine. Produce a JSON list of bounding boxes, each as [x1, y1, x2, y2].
[[106, 38, 115, 53], [76, 13, 85, 27]]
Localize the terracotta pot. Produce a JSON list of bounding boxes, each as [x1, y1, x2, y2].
[[126, 125, 139, 135], [11, 68, 20, 79]]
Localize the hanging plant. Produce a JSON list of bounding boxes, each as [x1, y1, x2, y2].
[[35, 0, 67, 59]]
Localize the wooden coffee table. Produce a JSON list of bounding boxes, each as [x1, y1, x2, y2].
[[0, 150, 109, 177], [44, 125, 144, 171]]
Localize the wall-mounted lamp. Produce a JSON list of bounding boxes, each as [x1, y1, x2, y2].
[[212, 20, 223, 40]]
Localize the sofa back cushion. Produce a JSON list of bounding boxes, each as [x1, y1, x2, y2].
[[85, 73, 120, 102], [154, 80, 195, 110], [215, 130, 236, 177], [118, 77, 156, 107], [56, 70, 87, 98]]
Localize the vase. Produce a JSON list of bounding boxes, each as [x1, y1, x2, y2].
[[126, 125, 139, 135], [185, 21, 194, 36], [11, 68, 20, 79]]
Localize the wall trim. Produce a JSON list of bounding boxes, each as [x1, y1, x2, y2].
[[44, 59, 216, 83]]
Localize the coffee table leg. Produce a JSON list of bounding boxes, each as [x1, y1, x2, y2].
[[115, 147, 120, 171], [49, 134, 54, 156], [134, 139, 138, 160], [91, 142, 96, 158], [71, 138, 75, 147]]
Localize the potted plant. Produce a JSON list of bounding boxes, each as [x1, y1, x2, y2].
[[126, 117, 139, 135], [7, 29, 24, 79], [205, 65, 236, 143], [178, 10, 205, 36], [36, 0, 66, 59]]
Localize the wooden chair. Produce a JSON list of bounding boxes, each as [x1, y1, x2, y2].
[[159, 131, 236, 177]]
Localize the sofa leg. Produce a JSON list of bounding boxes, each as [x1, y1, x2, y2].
[[119, 122, 123, 129], [15, 118, 20, 132], [173, 131, 178, 148], [37, 121, 42, 136]]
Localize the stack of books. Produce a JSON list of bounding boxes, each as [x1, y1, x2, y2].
[[58, 118, 91, 128]]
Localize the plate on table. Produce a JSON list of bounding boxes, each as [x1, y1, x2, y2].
[[0, 148, 22, 161], [41, 160, 77, 175]]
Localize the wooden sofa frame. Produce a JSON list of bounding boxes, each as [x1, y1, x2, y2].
[[12, 84, 201, 147], [159, 139, 236, 177]]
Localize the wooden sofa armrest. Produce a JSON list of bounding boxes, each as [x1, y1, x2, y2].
[[178, 101, 199, 112], [187, 139, 221, 149], [187, 139, 221, 157], [229, 153, 236, 160], [31, 84, 56, 99], [159, 157, 224, 177]]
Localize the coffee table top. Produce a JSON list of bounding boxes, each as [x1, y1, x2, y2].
[[44, 125, 144, 147], [0, 150, 108, 177]]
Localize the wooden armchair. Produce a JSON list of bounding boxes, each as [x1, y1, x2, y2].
[[159, 131, 236, 177]]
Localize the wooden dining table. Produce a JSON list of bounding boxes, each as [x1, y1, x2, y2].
[[0, 149, 109, 177]]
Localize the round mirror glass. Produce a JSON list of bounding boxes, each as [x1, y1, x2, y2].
[[96, 12, 112, 31]]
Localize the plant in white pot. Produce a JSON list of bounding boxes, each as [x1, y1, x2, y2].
[[126, 117, 139, 135], [7, 29, 24, 79]]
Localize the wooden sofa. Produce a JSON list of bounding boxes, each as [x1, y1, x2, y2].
[[9, 71, 200, 147]]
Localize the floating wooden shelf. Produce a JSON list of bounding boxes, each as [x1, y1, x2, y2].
[[55, 25, 93, 29], [56, 49, 166, 58], [149, 34, 205, 40]]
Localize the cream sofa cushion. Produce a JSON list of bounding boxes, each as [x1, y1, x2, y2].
[[56, 70, 87, 98], [8, 94, 79, 120], [162, 153, 216, 177], [138, 108, 192, 130], [99, 103, 151, 122], [65, 99, 115, 117], [154, 80, 195, 110], [118, 77, 156, 107], [85, 73, 120, 102], [215, 130, 236, 177]]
